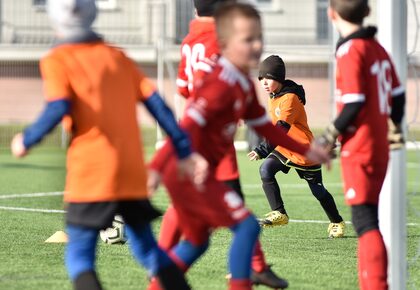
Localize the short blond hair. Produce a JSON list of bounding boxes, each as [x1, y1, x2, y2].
[[214, 2, 261, 47]]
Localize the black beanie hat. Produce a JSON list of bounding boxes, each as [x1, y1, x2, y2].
[[194, 0, 229, 17], [258, 55, 286, 83]]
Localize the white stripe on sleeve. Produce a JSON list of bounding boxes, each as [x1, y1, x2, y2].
[[186, 108, 207, 127], [176, 78, 188, 87], [341, 93, 365, 104], [244, 115, 270, 127], [391, 85, 405, 97]]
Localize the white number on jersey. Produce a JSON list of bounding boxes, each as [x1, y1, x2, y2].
[[370, 60, 392, 115], [182, 43, 206, 84]]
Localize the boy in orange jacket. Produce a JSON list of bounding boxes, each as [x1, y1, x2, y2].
[[248, 55, 345, 238]]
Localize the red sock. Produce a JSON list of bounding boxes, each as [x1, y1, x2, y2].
[[229, 279, 252, 290], [358, 229, 388, 290], [158, 205, 182, 251], [251, 240, 267, 273], [147, 277, 161, 290], [358, 242, 368, 290]]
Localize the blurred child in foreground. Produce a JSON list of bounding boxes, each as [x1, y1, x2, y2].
[[159, 0, 288, 288], [147, 3, 331, 290], [11, 0, 208, 289]]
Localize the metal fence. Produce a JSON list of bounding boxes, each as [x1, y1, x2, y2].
[[0, 0, 187, 46], [0, 0, 336, 47], [1, 0, 420, 149]]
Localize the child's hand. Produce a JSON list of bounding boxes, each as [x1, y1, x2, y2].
[[306, 141, 331, 169], [388, 119, 404, 150], [147, 169, 161, 197], [11, 133, 27, 158], [178, 152, 209, 191], [247, 151, 260, 161]]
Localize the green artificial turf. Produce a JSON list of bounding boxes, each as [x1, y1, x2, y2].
[[0, 147, 419, 290]]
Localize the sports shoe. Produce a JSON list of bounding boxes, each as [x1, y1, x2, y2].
[[258, 211, 289, 227], [251, 266, 288, 289], [328, 221, 346, 238]]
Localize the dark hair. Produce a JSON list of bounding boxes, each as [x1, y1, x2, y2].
[[258, 55, 286, 83], [194, 0, 231, 17], [329, 0, 369, 24], [214, 2, 261, 45]]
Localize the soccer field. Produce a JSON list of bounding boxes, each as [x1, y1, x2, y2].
[[0, 147, 419, 290]]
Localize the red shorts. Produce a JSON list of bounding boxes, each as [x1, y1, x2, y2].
[[341, 158, 388, 205], [215, 144, 240, 181], [162, 157, 250, 245]]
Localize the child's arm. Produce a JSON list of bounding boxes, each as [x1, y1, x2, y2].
[[388, 88, 405, 150], [250, 139, 275, 159], [11, 99, 70, 157], [250, 119, 290, 160], [148, 112, 207, 194], [176, 65, 190, 99], [143, 92, 192, 160], [135, 68, 192, 161], [317, 102, 364, 148]]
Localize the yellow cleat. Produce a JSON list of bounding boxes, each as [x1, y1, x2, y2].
[[258, 211, 289, 227], [328, 221, 346, 238]]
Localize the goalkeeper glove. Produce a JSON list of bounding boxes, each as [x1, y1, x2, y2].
[[316, 124, 339, 147], [316, 124, 340, 158], [388, 119, 405, 150]]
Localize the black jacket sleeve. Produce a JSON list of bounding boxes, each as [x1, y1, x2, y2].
[[333, 102, 364, 133], [390, 92, 405, 124], [253, 120, 290, 158]]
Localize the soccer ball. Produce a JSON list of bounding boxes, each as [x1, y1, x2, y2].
[[100, 215, 127, 244]]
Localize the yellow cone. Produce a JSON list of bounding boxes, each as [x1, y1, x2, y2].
[[45, 230, 68, 243]]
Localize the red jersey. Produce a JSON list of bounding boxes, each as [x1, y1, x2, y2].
[[176, 18, 238, 180], [183, 57, 266, 167], [335, 33, 403, 164], [176, 19, 219, 99]]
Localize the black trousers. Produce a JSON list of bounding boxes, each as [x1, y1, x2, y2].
[[258, 153, 343, 223]]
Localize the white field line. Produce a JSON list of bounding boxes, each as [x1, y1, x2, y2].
[[243, 181, 420, 189], [243, 183, 343, 189], [235, 141, 420, 151], [0, 206, 65, 213], [0, 188, 418, 226], [0, 205, 417, 226], [0, 191, 63, 199]]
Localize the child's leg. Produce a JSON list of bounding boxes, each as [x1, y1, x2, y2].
[[223, 179, 266, 272], [224, 178, 288, 288], [169, 239, 210, 271], [229, 215, 260, 290], [352, 204, 388, 290], [158, 205, 182, 251], [125, 223, 190, 290], [302, 169, 343, 223], [307, 183, 343, 223], [65, 224, 102, 290], [259, 155, 287, 213], [224, 178, 245, 200], [147, 237, 209, 290]]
